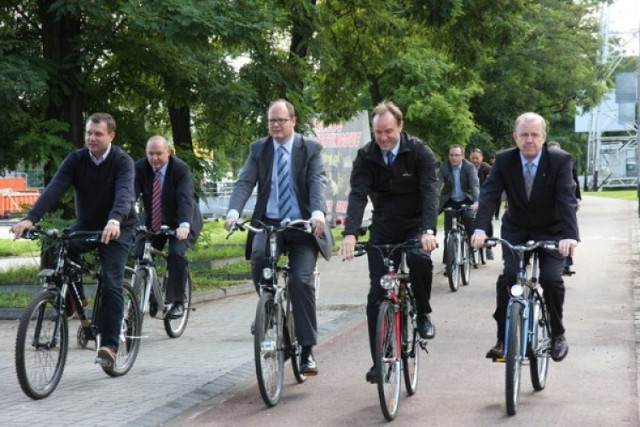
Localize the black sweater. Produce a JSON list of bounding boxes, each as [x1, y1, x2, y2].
[[27, 146, 137, 229]]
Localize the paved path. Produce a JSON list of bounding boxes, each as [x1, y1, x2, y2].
[[0, 196, 638, 426]]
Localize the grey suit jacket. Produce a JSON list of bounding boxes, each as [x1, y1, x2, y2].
[[227, 133, 333, 261], [437, 158, 480, 211]]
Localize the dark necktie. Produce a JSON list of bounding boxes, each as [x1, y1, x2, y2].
[[151, 170, 163, 230], [386, 151, 395, 166], [277, 146, 292, 219]]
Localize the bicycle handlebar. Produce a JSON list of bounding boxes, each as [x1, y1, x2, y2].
[[354, 239, 423, 258], [226, 218, 313, 238], [136, 225, 177, 237], [484, 237, 558, 252], [22, 227, 103, 242], [443, 204, 471, 214]]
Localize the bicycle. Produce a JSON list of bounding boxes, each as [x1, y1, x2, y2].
[[226, 218, 319, 407], [484, 237, 556, 416], [15, 227, 142, 400], [127, 225, 192, 338], [443, 205, 473, 291], [355, 239, 429, 421]]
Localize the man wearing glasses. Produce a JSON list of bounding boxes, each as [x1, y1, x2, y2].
[[224, 99, 333, 376]]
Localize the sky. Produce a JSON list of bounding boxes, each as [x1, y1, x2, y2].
[[608, 0, 640, 56]]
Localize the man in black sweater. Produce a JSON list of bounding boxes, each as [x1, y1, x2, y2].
[[11, 112, 137, 371]]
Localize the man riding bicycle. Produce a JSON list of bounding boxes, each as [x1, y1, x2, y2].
[[340, 101, 438, 383]]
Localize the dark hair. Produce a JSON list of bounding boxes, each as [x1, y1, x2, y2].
[[372, 101, 403, 126], [471, 148, 483, 155], [86, 113, 116, 133]]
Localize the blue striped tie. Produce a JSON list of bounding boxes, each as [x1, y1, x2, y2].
[[277, 145, 292, 219]]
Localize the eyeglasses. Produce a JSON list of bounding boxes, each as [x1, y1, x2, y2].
[[268, 118, 291, 126]]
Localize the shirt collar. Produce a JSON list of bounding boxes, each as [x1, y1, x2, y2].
[[273, 134, 295, 153], [89, 144, 112, 164], [520, 150, 542, 168]]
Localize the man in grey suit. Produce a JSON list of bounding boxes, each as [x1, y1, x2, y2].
[[224, 99, 333, 376], [438, 144, 479, 263]]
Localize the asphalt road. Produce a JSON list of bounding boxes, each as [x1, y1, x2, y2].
[[0, 195, 638, 426]]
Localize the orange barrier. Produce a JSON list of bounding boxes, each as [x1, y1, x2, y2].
[[0, 192, 40, 217], [0, 177, 29, 192]]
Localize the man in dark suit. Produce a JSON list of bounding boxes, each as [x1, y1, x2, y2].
[[224, 99, 333, 376], [437, 144, 479, 263], [470, 148, 495, 260], [471, 112, 579, 362], [340, 101, 438, 384], [134, 135, 203, 319]]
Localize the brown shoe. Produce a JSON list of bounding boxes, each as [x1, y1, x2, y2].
[[97, 346, 117, 370]]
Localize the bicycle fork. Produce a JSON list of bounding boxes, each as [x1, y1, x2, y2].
[[504, 298, 529, 361]]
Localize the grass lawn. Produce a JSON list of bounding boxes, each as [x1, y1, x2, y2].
[[583, 189, 636, 201]]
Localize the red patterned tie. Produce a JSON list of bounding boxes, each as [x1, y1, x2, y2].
[[151, 170, 162, 230]]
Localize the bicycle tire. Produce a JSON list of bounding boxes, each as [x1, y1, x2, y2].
[[446, 234, 460, 292], [286, 293, 307, 384], [15, 290, 68, 400], [401, 293, 419, 396], [376, 299, 401, 421], [105, 282, 142, 377], [131, 267, 148, 329], [163, 273, 192, 338], [506, 303, 524, 416], [254, 291, 284, 407], [530, 294, 551, 391], [461, 237, 471, 286], [471, 247, 479, 269], [479, 247, 486, 265]]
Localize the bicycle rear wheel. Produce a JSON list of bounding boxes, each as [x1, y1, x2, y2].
[[106, 282, 142, 377], [163, 273, 192, 338], [376, 300, 401, 421], [446, 234, 460, 292], [506, 303, 524, 416], [530, 295, 551, 391], [401, 293, 419, 396], [15, 290, 68, 400], [461, 237, 471, 286], [255, 292, 284, 407]]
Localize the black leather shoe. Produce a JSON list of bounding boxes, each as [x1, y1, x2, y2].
[[486, 248, 494, 260], [417, 314, 435, 339], [300, 353, 318, 376], [365, 366, 378, 384], [486, 341, 504, 359], [166, 302, 185, 319], [551, 335, 568, 361], [251, 321, 255, 335]]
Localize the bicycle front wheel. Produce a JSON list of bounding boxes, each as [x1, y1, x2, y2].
[[130, 267, 148, 329], [446, 234, 460, 292], [255, 292, 285, 407], [106, 282, 142, 377], [529, 296, 551, 391], [163, 273, 192, 338], [15, 290, 68, 400], [506, 303, 524, 416], [401, 294, 419, 396], [461, 237, 471, 286], [376, 300, 401, 421]]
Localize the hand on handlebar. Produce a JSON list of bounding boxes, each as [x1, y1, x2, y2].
[[420, 233, 437, 252], [470, 230, 487, 249], [10, 219, 34, 240], [340, 235, 357, 261], [224, 217, 237, 232], [310, 218, 325, 237]]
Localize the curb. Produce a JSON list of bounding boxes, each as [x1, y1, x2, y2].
[[0, 281, 255, 321]]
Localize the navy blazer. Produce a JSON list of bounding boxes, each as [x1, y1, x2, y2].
[[134, 155, 203, 243], [474, 144, 579, 242]]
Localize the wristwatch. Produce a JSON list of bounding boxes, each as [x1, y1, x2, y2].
[[423, 229, 434, 236]]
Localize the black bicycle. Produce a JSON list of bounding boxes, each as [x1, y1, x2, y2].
[[127, 226, 192, 338], [15, 227, 142, 400], [227, 218, 318, 407], [355, 239, 428, 421], [485, 237, 556, 416], [443, 205, 472, 291]]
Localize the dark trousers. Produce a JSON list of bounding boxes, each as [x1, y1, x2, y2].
[[134, 233, 189, 303], [494, 244, 566, 342], [68, 221, 134, 351], [366, 228, 433, 362], [250, 220, 319, 347]]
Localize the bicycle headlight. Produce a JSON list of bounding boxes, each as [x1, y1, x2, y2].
[[380, 274, 396, 290], [262, 268, 273, 281], [510, 284, 524, 297]]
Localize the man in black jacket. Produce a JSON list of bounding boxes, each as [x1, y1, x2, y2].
[[471, 112, 579, 363], [134, 135, 203, 319], [11, 112, 137, 371], [340, 101, 438, 383], [470, 148, 494, 260]]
